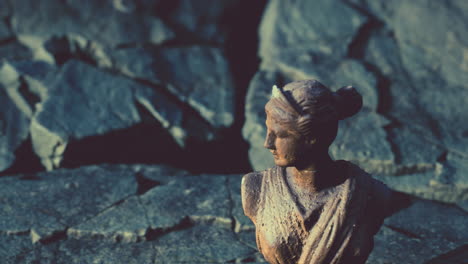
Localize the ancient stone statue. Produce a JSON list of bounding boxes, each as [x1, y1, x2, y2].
[[241, 80, 392, 264]]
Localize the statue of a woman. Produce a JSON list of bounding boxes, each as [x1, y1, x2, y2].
[[241, 80, 392, 264]]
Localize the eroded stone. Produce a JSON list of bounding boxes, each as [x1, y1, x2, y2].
[[10, 0, 174, 47], [0, 165, 137, 241], [113, 45, 236, 128]]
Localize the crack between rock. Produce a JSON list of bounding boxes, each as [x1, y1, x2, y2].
[[145, 216, 194, 242], [384, 224, 422, 240]]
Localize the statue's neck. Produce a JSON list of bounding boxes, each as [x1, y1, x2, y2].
[[289, 153, 337, 193]]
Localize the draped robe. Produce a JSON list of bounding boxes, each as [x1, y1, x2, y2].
[[241, 161, 391, 264]]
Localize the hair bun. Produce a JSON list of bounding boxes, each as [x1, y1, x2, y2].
[[334, 86, 362, 120]]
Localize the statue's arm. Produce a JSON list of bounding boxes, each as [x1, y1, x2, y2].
[[241, 172, 263, 223]]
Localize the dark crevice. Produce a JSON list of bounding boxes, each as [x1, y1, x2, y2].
[[386, 191, 413, 217], [39, 229, 68, 245], [61, 122, 185, 170], [425, 244, 468, 264], [347, 19, 383, 59], [135, 171, 161, 195], [17, 75, 41, 112], [0, 137, 44, 177], [225, 177, 237, 232], [385, 224, 422, 240], [145, 216, 194, 241], [44, 36, 100, 66], [0, 36, 16, 46]]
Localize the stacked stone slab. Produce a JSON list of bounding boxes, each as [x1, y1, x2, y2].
[[0, 0, 239, 172]]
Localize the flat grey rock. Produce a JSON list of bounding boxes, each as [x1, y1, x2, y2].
[[368, 198, 468, 264], [30, 60, 215, 169], [0, 39, 33, 61], [113, 45, 236, 128], [0, 64, 30, 172], [10, 0, 174, 47], [141, 174, 232, 229], [168, 0, 239, 43], [152, 224, 254, 263], [0, 233, 34, 262], [259, 0, 366, 64], [0, 165, 137, 241], [0, 20, 11, 40]]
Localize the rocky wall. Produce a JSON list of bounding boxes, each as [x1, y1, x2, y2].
[[0, 0, 467, 263]]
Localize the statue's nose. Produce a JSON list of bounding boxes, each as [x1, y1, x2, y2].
[[264, 132, 275, 150]]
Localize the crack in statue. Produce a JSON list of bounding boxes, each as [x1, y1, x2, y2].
[[242, 80, 392, 264]]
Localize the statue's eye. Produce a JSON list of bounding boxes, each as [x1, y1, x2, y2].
[[276, 131, 289, 138]]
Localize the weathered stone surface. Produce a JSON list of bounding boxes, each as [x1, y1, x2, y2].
[[29, 60, 214, 169], [9, 238, 155, 264], [259, 0, 366, 63], [113, 45, 236, 128], [0, 165, 137, 241], [330, 110, 393, 168], [141, 174, 232, 229], [0, 233, 33, 262], [0, 63, 30, 172], [152, 224, 254, 263], [368, 198, 468, 264], [168, 0, 239, 43], [361, 0, 468, 158], [0, 20, 11, 40], [10, 0, 174, 47], [228, 175, 254, 232], [0, 39, 33, 61]]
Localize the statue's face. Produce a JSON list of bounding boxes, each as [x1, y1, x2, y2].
[[264, 114, 305, 167]]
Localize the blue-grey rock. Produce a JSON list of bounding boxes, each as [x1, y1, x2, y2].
[[0, 63, 30, 172], [0, 39, 33, 61], [0, 165, 138, 242], [330, 110, 394, 167], [362, 0, 468, 157], [168, 0, 239, 43], [30, 60, 215, 169], [259, 0, 366, 64], [369, 198, 468, 264], [10, 0, 174, 47], [113, 45, 236, 128], [141, 174, 232, 229], [0, 233, 33, 263], [0, 20, 11, 40]]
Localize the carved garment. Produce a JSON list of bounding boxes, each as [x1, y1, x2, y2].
[[242, 161, 390, 264]]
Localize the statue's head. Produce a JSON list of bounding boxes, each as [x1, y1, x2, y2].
[[264, 80, 362, 167]]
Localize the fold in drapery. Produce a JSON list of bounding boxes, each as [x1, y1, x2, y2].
[[254, 162, 372, 264]]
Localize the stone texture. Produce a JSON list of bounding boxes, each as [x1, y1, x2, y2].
[[0, 165, 137, 241], [0, 20, 11, 40], [10, 0, 175, 47], [29, 60, 214, 169], [0, 39, 33, 61], [112, 45, 236, 128], [259, 0, 366, 62], [0, 62, 30, 172], [167, 0, 239, 43], [368, 198, 468, 264], [1, 164, 466, 263]]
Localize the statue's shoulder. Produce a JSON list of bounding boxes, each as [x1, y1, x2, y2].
[[241, 170, 266, 221], [342, 160, 393, 217]]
